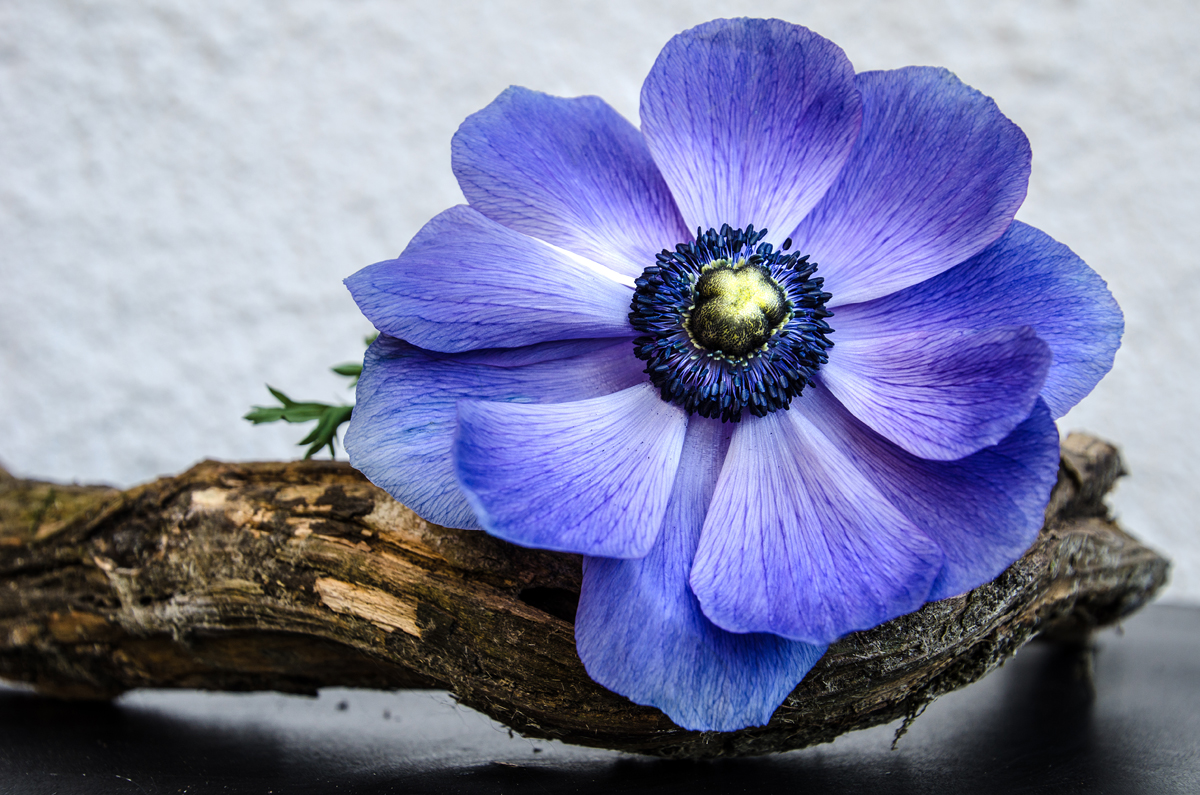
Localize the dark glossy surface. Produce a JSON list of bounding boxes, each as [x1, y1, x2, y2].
[[2, 604, 1197, 794]]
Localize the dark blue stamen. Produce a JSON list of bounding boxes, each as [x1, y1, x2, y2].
[[629, 224, 833, 422]]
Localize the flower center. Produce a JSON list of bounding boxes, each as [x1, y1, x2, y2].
[[686, 260, 791, 357], [629, 224, 833, 422]]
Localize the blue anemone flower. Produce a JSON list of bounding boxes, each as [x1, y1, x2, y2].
[[344, 18, 1123, 732]]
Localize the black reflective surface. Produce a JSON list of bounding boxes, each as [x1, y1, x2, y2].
[[2, 604, 1197, 794]]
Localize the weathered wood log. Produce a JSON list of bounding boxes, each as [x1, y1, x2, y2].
[[0, 434, 1168, 758]]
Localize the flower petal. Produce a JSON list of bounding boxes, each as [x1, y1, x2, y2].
[[691, 409, 943, 645], [791, 67, 1031, 306], [831, 221, 1123, 418], [345, 205, 635, 353], [576, 417, 826, 731], [640, 18, 861, 245], [818, 326, 1051, 460], [454, 383, 688, 558], [797, 386, 1061, 601], [452, 87, 688, 277], [345, 336, 645, 531]]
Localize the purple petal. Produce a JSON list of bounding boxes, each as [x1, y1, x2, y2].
[[690, 409, 943, 645], [454, 383, 688, 558], [640, 18, 861, 245], [818, 326, 1051, 460], [798, 386, 1060, 601], [345, 336, 645, 531], [576, 417, 826, 731], [345, 205, 635, 353], [452, 87, 688, 278], [791, 67, 1031, 305], [831, 221, 1123, 418]]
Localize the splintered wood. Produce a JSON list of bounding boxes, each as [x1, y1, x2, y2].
[[0, 435, 1168, 758]]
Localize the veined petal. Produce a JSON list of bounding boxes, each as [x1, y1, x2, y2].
[[791, 67, 1031, 306], [831, 221, 1123, 418], [452, 87, 689, 278], [796, 386, 1061, 601], [345, 336, 645, 531], [640, 18, 861, 246], [818, 326, 1051, 461], [691, 409, 943, 645], [345, 206, 635, 354], [576, 417, 826, 731], [454, 383, 688, 558]]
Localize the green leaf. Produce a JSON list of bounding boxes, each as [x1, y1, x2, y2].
[[331, 362, 363, 388], [296, 404, 354, 459], [243, 405, 288, 424], [244, 333, 376, 459], [245, 386, 334, 423], [244, 385, 353, 458]]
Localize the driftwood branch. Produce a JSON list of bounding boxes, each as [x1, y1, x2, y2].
[[0, 434, 1168, 758]]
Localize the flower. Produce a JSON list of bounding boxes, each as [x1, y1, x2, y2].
[[344, 18, 1122, 731]]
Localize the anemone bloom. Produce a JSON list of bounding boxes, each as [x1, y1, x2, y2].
[[344, 18, 1122, 731]]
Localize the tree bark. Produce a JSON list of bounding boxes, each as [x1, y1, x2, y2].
[[0, 434, 1168, 758]]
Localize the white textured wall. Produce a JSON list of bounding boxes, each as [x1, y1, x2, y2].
[[2, 1, 1197, 602]]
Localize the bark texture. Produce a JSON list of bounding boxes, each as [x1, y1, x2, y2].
[[0, 434, 1168, 758]]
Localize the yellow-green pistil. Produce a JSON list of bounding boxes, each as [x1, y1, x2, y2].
[[686, 259, 792, 358]]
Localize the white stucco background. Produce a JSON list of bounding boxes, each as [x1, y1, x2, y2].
[[1, 1, 1197, 602]]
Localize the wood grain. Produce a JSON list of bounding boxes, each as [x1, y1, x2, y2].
[[0, 434, 1168, 757]]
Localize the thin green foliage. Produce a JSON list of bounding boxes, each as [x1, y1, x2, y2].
[[244, 334, 376, 459]]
